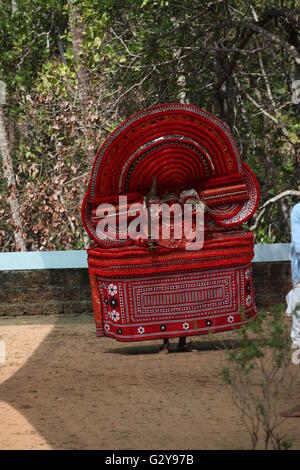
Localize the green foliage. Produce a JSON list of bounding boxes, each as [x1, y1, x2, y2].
[[0, 0, 299, 250], [222, 307, 293, 449]]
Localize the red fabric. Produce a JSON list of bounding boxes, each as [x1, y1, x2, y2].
[[88, 228, 256, 341]]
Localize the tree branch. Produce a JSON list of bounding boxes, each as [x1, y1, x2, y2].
[[214, 7, 300, 91], [251, 190, 300, 231]]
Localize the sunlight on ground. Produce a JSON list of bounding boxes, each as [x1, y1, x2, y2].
[[0, 314, 299, 450]]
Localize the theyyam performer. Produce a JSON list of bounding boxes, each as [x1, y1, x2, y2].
[[82, 104, 260, 352]]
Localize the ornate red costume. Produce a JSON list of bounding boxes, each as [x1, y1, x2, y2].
[[82, 104, 260, 342]]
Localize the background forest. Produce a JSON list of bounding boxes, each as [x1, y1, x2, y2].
[[0, 0, 299, 251]]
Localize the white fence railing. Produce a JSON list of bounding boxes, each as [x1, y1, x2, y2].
[[0, 244, 291, 271]]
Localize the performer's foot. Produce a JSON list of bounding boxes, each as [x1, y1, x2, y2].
[[158, 345, 169, 354], [159, 339, 170, 354], [177, 337, 193, 352], [178, 342, 193, 352]]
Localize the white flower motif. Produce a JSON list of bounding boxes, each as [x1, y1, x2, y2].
[[107, 311, 112, 319], [111, 310, 120, 322], [108, 283, 118, 296], [183, 322, 189, 330], [227, 316, 234, 324], [245, 268, 251, 280], [137, 326, 145, 335], [104, 324, 110, 332], [246, 295, 252, 307]]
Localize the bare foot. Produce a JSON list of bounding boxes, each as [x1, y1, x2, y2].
[[158, 344, 170, 354]]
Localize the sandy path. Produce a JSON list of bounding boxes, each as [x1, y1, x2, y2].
[[0, 314, 299, 450]]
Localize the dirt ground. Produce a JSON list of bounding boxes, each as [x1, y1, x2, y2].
[[0, 313, 299, 450]]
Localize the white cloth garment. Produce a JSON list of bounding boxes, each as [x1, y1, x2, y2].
[[286, 203, 300, 347], [286, 284, 300, 348], [291, 203, 300, 287], [286, 289, 293, 317]]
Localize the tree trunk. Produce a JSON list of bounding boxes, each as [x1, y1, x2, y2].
[[0, 106, 26, 251], [68, 0, 93, 161], [68, 2, 90, 107], [68, 0, 94, 248], [173, 47, 188, 104], [11, 1, 17, 13]]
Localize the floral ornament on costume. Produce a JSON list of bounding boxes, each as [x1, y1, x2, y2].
[[108, 284, 118, 296], [138, 326, 145, 335], [227, 316, 234, 323], [111, 310, 120, 322], [245, 295, 252, 307], [183, 322, 189, 330], [206, 320, 212, 327], [104, 324, 110, 332], [245, 268, 251, 280]]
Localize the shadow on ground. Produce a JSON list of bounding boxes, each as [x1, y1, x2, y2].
[[105, 338, 244, 356], [0, 315, 270, 449]]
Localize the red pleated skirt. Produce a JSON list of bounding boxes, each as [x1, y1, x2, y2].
[[87, 228, 256, 342]]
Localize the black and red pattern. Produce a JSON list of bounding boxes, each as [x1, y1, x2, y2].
[[94, 262, 255, 342], [82, 104, 260, 343]]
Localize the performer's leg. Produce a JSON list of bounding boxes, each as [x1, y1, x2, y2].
[[177, 336, 193, 352]]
